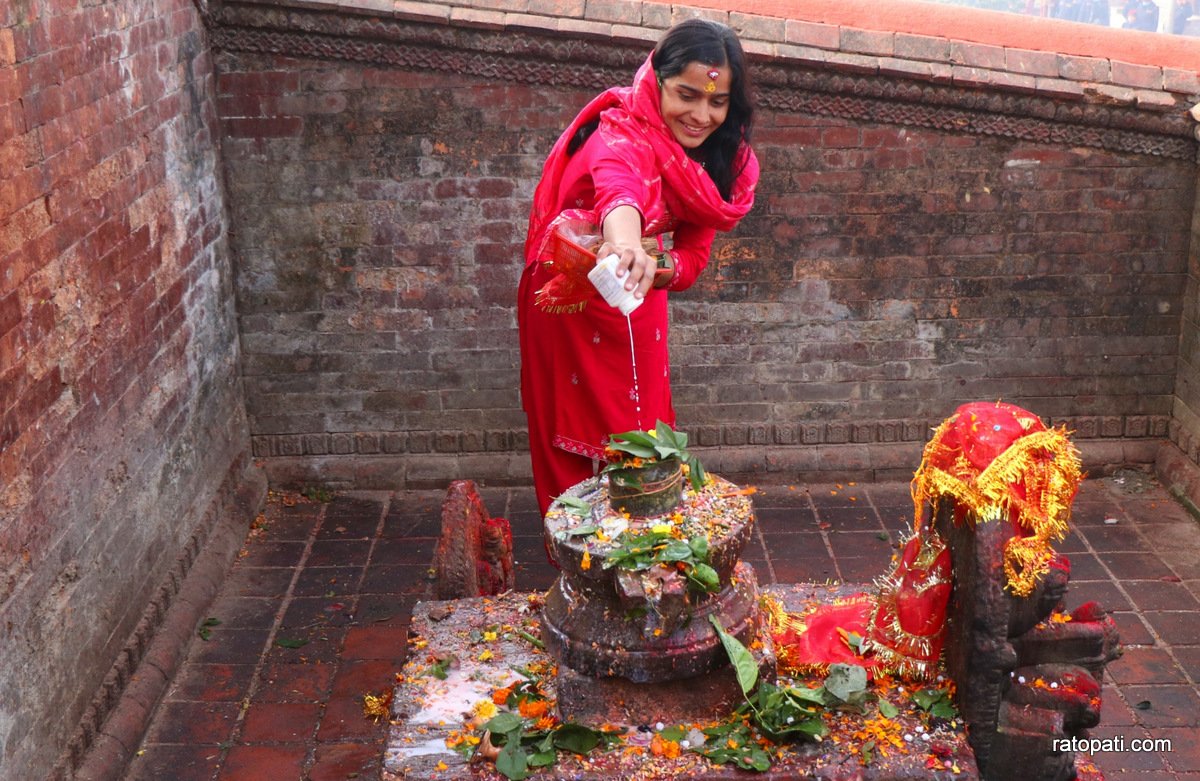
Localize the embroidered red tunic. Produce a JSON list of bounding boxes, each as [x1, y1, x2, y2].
[[518, 53, 758, 514]]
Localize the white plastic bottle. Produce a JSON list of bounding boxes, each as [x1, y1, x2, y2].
[[587, 254, 643, 316]]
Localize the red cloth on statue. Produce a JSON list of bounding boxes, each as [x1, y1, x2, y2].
[[518, 53, 759, 514], [770, 402, 1079, 679], [772, 597, 878, 675], [862, 533, 954, 677]]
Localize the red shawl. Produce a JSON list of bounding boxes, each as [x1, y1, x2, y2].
[[524, 53, 759, 267]]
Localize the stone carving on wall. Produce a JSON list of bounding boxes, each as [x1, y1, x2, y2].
[[209, 1, 1198, 161]]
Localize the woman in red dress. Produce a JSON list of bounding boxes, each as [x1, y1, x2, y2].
[[519, 20, 761, 514]]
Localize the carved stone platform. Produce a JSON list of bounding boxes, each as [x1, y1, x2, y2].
[[382, 589, 981, 781]]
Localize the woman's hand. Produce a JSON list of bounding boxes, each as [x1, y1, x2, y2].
[[600, 205, 655, 299], [596, 241, 656, 298]]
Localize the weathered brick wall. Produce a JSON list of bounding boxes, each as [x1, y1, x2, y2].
[[684, 124, 1192, 465], [1175, 167, 1200, 458], [0, 0, 249, 777], [217, 0, 1198, 492], [224, 54, 558, 488]]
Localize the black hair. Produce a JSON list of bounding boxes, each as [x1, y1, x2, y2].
[[651, 19, 755, 201], [566, 117, 600, 157]]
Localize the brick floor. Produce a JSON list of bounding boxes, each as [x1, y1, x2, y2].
[[124, 477, 1200, 779]]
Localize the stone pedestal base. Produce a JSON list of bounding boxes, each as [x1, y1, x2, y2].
[[554, 629, 776, 726], [542, 561, 763, 683]]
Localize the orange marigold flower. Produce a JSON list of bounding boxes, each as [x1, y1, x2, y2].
[[534, 715, 557, 731], [492, 686, 514, 705], [651, 734, 682, 758], [518, 698, 550, 719]]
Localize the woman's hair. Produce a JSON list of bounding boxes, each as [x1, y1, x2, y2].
[[652, 19, 755, 201]]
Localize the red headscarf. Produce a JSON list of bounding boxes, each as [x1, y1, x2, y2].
[[524, 52, 759, 266]]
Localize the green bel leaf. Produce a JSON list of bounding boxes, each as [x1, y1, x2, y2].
[[690, 562, 720, 593], [784, 685, 828, 706], [746, 746, 772, 771], [528, 749, 556, 767], [709, 616, 758, 696], [274, 637, 309, 649], [685, 455, 707, 490], [553, 723, 602, 754], [931, 700, 959, 719], [658, 539, 693, 562], [495, 737, 529, 780], [483, 712, 523, 735], [911, 687, 944, 712], [689, 535, 709, 559], [825, 663, 868, 703], [878, 698, 900, 719], [659, 725, 687, 742], [607, 429, 660, 458], [557, 495, 593, 516]]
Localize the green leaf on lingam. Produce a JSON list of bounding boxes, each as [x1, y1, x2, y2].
[[658, 539, 693, 562], [606, 430, 660, 459], [557, 495, 592, 516], [689, 563, 720, 593]]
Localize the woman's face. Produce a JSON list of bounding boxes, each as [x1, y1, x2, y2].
[[658, 61, 731, 150]]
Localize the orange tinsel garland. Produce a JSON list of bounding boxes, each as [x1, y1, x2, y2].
[[765, 401, 1082, 681], [910, 401, 1082, 598]]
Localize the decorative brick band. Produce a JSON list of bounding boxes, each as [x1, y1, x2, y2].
[[211, 1, 1198, 161], [250, 414, 1171, 458]]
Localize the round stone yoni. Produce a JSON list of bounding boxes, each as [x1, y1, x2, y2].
[[540, 474, 761, 683]]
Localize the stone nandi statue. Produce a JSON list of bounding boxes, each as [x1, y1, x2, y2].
[[911, 402, 1121, 781]]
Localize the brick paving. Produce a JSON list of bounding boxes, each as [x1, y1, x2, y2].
[[123, 476, 1200, 780]]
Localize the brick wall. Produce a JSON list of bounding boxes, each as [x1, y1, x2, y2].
[[217, 0, 1198, 493], [0, 0, 249, 777], [1175, 167, 1200, 457]]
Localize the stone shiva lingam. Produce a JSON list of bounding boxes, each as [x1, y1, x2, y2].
[[539, 421, 773, 723]]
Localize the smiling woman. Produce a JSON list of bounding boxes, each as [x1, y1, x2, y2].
[[657, 63, 732, 150], [518, 20, 760, 516]]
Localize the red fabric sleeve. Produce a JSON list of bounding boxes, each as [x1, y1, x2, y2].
[[587, 138, 652, 228], [664, 221, 716, 291]]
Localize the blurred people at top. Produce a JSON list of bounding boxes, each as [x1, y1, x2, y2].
[[1051, 0, 1110, 24], [1122, 0, 1161, 30], [1172, 0, 1195, 33]]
